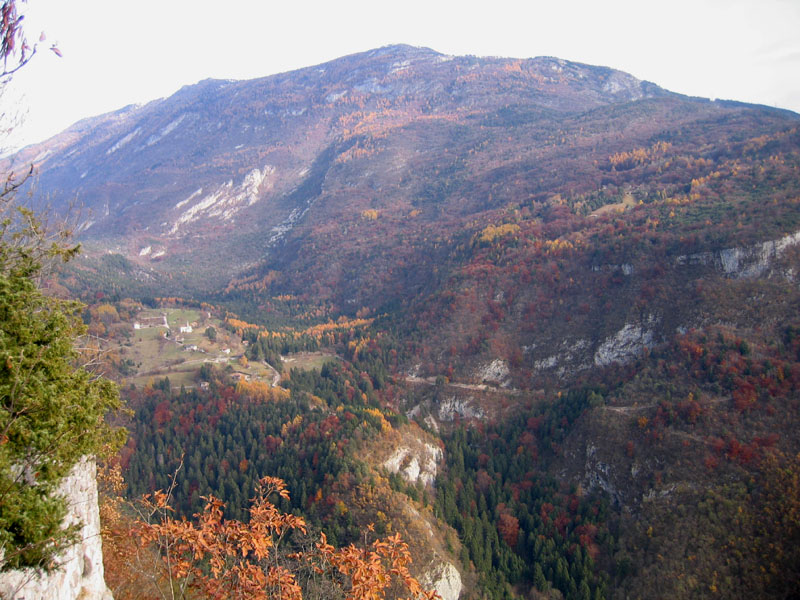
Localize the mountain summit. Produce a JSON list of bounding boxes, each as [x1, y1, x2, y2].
[[9, 45, 672, 281], [8, 45, 798, 324]]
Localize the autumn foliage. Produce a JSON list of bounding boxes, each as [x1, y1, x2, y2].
[[115, 476, 438, 600]]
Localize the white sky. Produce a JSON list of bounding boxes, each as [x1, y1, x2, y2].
[[2, 0, 799, 149]]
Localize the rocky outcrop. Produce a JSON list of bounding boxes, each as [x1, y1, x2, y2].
[[0, 459, 113, 600], [593, 315, 658, 367], [530, 338, 591, 377], [421, 559, 462, 600], [383, 442, 443, 487], [676, 229, 800, 278], [475, 359, 511, 387], [437, 396, 485, 422]]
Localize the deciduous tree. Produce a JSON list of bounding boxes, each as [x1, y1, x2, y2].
[[132, 476, 439, 600]]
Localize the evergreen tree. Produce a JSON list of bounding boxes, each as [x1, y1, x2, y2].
[[0, 199, 122, 568]]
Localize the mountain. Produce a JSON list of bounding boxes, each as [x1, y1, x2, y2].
[[21, 44, 800, 383], [8, 45, 671, 283], [12, 45, 800, 598]]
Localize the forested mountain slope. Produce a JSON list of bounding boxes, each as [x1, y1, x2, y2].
[[13, 45, 800, 598], [9, 44, 670, 282]]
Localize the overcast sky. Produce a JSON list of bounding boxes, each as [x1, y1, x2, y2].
[[2, 0, 799, 149]]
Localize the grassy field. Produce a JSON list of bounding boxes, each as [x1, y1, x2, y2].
[[591, 191, 637, 216], [117, 309, 342, 389], [122, 308, 272, 389], [281, 352, 340, 372]]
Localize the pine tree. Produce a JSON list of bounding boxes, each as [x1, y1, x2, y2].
[[0, 200, 122, 569]]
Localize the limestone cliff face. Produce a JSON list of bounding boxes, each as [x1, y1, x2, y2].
[[0, 458, 113, 600], [676, 228, 800, 279], [421, 559, 463, 600], [383, 441, 443, 488]]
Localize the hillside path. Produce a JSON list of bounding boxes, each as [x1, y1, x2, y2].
[[405, 375, 521, 395], [264, 361, 281, 386]]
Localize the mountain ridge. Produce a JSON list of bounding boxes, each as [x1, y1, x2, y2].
[[3, 44, 694, 298]]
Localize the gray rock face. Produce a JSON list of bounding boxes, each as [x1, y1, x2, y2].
[[530, 338, 591, 377], [383, 442, 443, 487], [0, 458, 113, 600], [421, 559, 462, 600], [437, 396, 485, 421], [676, 229, 800, 278], [475, 359, 511, 387], [593, 316, 657, 367]]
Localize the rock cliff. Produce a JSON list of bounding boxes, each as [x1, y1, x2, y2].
[[0, 459, 112, 600], [421, 559, 463, 600]]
